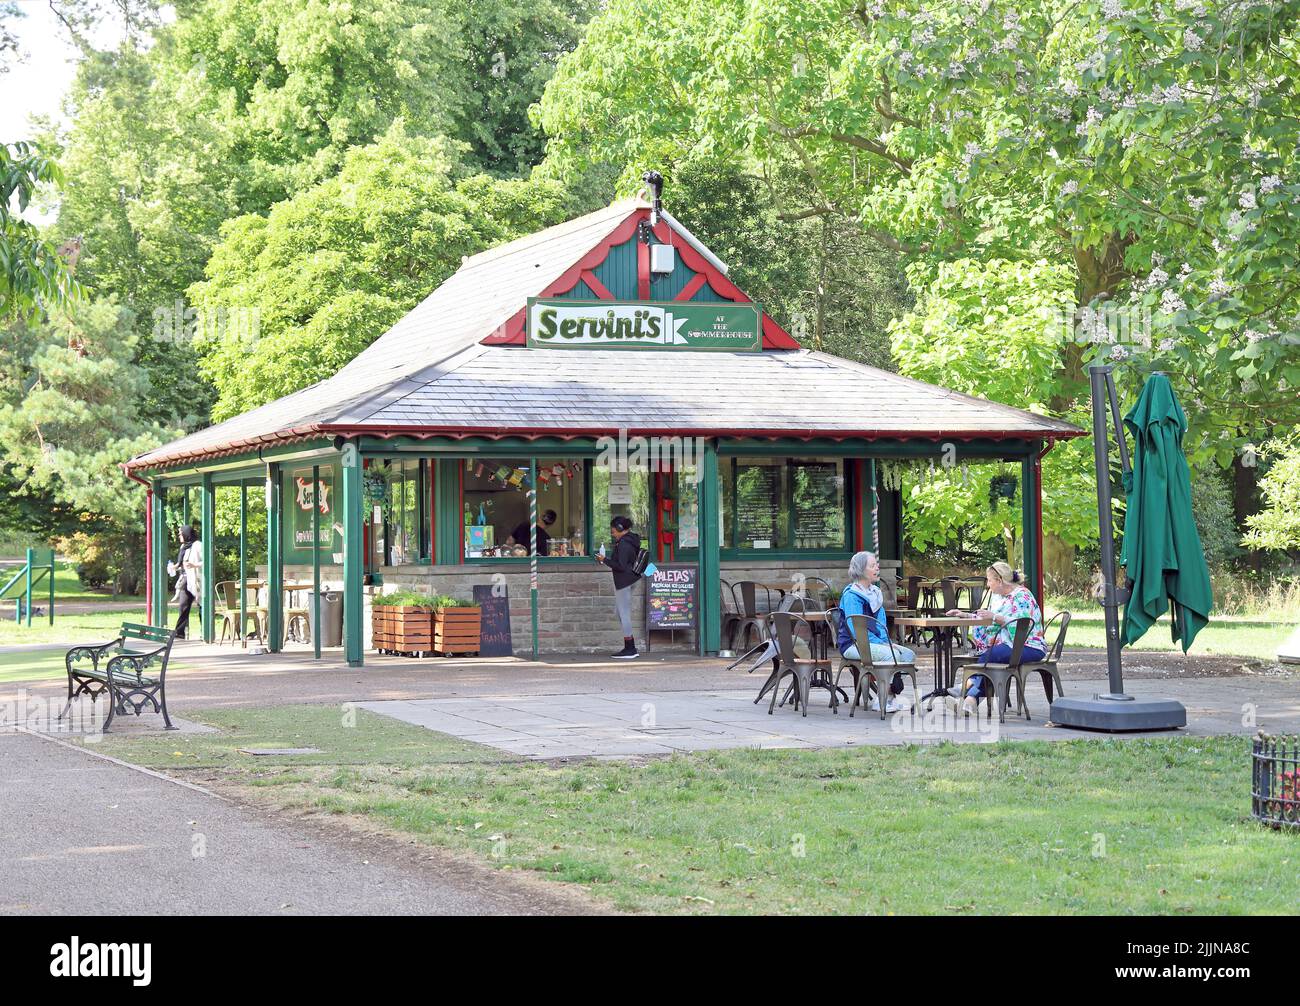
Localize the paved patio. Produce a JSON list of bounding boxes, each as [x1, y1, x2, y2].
[[358, 673, 1300, 759]]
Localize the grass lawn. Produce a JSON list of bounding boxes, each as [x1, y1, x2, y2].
[[93, 704, 1299, 915], [0, 559, 142, 606], [0, 645, 192, 684], [1060, 613, 1294, 661], [0, 609, 147, 651]]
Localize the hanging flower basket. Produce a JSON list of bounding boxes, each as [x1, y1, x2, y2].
[[988, 473, 1018, 511]]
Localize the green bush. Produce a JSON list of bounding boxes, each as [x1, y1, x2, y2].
[[372, 590, 478, 609]]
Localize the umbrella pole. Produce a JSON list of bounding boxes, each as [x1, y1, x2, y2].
[[1049, 364, 1186, 731], [1090, 364, 1129, 699]]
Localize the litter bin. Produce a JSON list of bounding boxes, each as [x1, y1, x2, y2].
[[307, 590, 343, 648]]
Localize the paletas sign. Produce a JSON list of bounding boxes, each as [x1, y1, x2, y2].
[[526, 298, 762, 351]]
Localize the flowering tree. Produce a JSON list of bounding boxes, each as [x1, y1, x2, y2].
[[539, 0, 1300, 468]]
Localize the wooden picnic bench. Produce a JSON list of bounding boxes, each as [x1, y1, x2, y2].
[[61, 623, 178, 732]]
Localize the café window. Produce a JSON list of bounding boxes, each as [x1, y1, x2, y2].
[[591, 465, 651, 556], [367, 459, 428, 567], [463, 458, 588, 559], [723, 457, 848, 553]]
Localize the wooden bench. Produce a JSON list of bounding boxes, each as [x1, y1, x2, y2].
[[61, 623, 178, 732]]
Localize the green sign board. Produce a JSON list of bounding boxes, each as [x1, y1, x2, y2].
[[526, 298, 762, 351], [287, 466, 336, 552]]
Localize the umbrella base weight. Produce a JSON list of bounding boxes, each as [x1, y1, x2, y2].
[[1049, 695, 1186, 732]]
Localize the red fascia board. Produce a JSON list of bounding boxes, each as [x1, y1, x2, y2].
[[320, 423, 1086, 443]]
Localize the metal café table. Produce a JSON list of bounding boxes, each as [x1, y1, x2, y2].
[[892, 613, 994, 708]]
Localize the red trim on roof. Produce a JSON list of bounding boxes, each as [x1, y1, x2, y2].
[[675, 273, 708, 301], [477, 206, 801, 349], [636, 236, 651, 300], [580, 269, 615, 300]]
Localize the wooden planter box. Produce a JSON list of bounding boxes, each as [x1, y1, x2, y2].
[[434, 606, 481, 656], [372, 606, 434, 656]]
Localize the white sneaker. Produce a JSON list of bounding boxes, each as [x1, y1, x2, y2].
[[962, 696, 979, 717], [870, 694, 908, 713]]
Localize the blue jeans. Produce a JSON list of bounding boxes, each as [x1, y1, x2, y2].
[[843, 642, 917, 695], [964, 643, 1046, 698]]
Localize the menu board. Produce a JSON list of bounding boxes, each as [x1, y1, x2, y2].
[[793, 462, 842, 545], [472, 584, 513, 657], [646, 564, 698, 631], [735, 463, 781, 548]]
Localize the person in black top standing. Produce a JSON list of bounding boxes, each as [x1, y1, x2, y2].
[[510, 510, 556, 555], [595, 515, 641, 659]]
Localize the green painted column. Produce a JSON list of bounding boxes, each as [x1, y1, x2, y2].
[[341, 442, 364, 667], [312, 463, 321, 660], [267, 463, 283, 651], [239, 483, 248, 642], [152, 484, 168, 628], [433, 458, 462, 565], [698, 439, 721, 654], [1021, 448, 1043, 603], [201, 473, 215, 643]]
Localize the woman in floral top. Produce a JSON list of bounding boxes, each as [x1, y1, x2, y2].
[[946, 561, 1046, 715]]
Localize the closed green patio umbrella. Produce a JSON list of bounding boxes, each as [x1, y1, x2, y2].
[[1119, 373, 1213, 652]]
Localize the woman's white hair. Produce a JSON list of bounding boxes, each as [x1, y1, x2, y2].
[[848, 550, 877, 580]]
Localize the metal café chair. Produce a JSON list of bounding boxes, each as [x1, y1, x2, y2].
[[719, 579, 744, 651], [765, 610, 834, 717], [847, 612, 919, 719], [957, 616, 1034, 722], [734, 580, 775, 652], [1016, 611, 1072, 714]]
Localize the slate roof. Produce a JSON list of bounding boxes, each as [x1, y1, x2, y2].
[[126, 201, 1083, 473]]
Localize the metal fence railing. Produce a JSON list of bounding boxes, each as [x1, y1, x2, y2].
[[1252, 733, 1300, 830]]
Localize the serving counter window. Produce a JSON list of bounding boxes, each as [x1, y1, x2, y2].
[[463, 458, 588, 559]]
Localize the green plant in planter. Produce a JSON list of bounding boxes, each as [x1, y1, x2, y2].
[[431, 595, 478, 609]]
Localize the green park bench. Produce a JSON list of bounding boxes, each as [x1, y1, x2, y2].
[[61, 623, 178, 732]]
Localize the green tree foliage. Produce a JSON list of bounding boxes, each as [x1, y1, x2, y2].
[[537, 0, 1300, 460], [191, 129, 572, 418], [0, 299, 180, 528], [889, 258, 1099, 553], [667, 154, 909, 368], [1243, 434, 1300, 551], [1, 142, 80, 323]]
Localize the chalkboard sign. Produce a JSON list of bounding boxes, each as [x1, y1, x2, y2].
[[646, 563, 698, 634], [472, 584, 513, 657]]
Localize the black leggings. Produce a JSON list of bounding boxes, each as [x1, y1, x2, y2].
[[174, 588, 195, 638]]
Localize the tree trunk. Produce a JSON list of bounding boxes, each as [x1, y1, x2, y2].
[[1232, 454, 1263, 572]]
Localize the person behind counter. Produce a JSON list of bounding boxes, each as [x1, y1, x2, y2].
[[509, 509, 557, 555], [595, 515, 641, 660]]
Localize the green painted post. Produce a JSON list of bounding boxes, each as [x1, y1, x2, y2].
[[433, 459, 462, 565], [24, 547, 32, 627], [153, 484, 168, 628], [47, 548, 54, 625], [1021, 450, 1043, 602], [312, 463, 321, 660], [239, 483, 248, 644], [267, 464, 283, 651], [341, 442, 364, 667], [201, 474, 215, 643], [698, 439, 721, 654]]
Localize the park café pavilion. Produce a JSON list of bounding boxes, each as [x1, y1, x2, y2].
[[123, 194, 1084, 665]]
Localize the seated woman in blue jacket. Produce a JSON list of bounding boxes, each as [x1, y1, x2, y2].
[[836, 550, 916, 713]]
